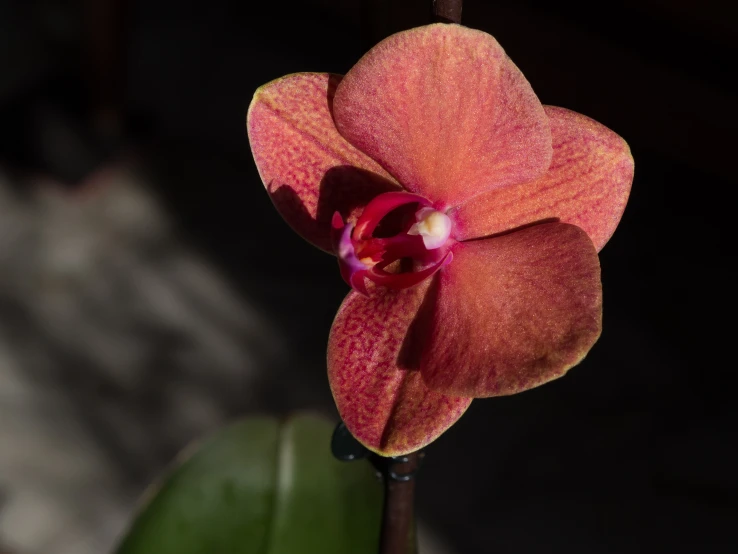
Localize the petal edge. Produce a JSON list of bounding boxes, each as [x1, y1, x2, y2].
[[333, 24, 552, 209], [328, 281, 471, 455], [452, 106, 633, 251], [247, 73, 400, 252], [422, 223, 602, 397]]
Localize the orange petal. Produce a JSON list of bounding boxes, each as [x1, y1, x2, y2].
[[451, 106, 634, 251], [247, 73, 400, 252], [328, 281, 471, 456], [333, 24, 551, 209], [421, 223, 602, 397]]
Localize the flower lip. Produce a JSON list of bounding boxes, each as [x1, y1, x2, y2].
[[354, 191, 432, 240], [335, 217, 370, 273], [332, 192, 453, 295]]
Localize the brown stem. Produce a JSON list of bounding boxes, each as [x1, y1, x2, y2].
[[432, 0, 463, 24], [379, 453, 421, 554]]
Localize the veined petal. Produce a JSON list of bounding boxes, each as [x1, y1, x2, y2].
[[328, 281, 471, 456], [247, 73, 400, 252], [333, 24, 551, 209], [421, 223, 602, 397], [451, 106, 634, 251]]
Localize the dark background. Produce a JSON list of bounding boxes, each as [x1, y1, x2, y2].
[[1, 0, 736, 552]]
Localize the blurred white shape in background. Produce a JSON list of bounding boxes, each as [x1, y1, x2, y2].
[[0, 162, 285, 554]]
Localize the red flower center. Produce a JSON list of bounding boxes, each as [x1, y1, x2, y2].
[[331, 191, 453, 295]]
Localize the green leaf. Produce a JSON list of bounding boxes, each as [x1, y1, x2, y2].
[[115, 414, 385, 554]]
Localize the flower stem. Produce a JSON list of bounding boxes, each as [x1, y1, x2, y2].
[[378, 453, 422, 554], [432, 0, 462, 24]]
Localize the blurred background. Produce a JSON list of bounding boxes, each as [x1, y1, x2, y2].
[[0, 0, 736, 552]]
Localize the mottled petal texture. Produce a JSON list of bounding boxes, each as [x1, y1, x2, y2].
[[422, 223, 602, 397], [328, 281, 472, 456], [247, 73, 400, 252], [451, 106, 634, 251], [333, 24, 552, 209]]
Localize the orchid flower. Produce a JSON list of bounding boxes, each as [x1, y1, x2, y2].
[[247, 24, 633, 456]]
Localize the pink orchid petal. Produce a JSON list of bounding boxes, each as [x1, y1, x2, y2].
[[451, 106, 634, 251], [421, 223, 602, 397], [332, 23, 552, 209], [328, 281, 472, 456], [247, 73, 400, 252]]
